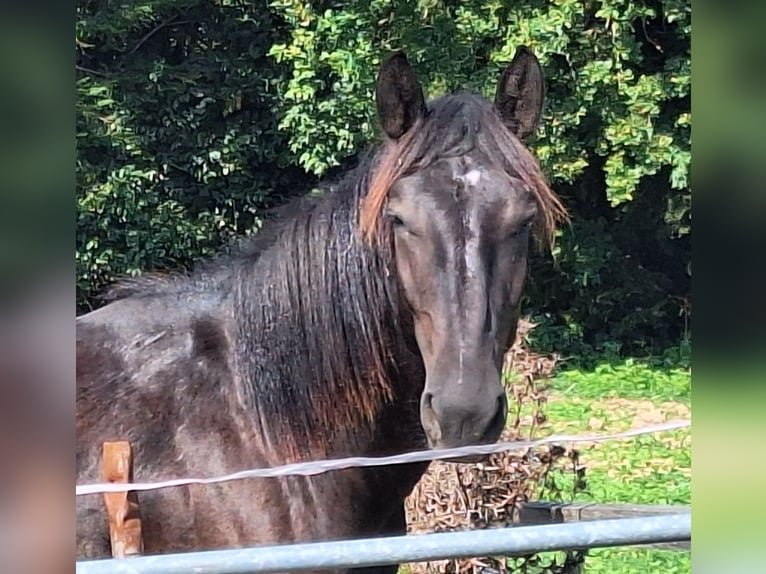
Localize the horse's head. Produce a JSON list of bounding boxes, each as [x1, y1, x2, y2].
[[369, 47, 557, 449]]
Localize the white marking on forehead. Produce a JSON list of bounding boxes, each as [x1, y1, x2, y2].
[[461, 169, 482, 187], [461, 199, 483, 286]]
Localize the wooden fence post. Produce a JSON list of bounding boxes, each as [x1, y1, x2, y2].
[[102, 441, 144, 557]]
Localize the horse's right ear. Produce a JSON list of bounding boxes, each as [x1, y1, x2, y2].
[[494, 46, 545, 140], [375, 52, 427, 140]]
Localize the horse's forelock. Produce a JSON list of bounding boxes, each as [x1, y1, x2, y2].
[[358, 94, 567, 247]]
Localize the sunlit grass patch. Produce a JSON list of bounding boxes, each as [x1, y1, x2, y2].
[[535, 358, 691, 573]]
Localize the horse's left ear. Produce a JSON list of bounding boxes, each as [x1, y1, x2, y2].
[[375, 52, 427, 140], [494, 46, 545, 140]]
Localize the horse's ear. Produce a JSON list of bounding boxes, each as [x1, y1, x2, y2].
[[494, 46, 545, 140], [375, 52, 427, 140]]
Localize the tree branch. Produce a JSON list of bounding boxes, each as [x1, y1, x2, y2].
[[127, 14, 189, 57], [76, 65, 108, 77]]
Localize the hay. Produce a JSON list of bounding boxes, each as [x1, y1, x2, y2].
[[404, 319, 584, 574]]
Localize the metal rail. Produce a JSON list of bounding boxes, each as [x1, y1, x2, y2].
[[76, 512, 691, 574]]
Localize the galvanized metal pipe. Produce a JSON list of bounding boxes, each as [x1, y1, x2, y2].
[[76, 512, 691, 574]]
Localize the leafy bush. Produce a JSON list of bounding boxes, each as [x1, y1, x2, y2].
[[76, 0, 691, 355], [269, 0, 690, 212], [76, 0, 316, 309]]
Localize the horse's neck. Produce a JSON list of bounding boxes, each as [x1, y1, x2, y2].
[[369, 353, 428, 453], [228, 211, 428, 463]]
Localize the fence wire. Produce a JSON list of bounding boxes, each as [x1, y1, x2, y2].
[[76, 419, 690, 496]]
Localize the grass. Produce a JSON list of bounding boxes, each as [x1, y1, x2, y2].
[[550, 358, 691, 402], [528, 354, 692, 573]]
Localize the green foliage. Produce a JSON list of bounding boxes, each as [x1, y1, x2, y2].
[[76, 0, 315, 308], [268, 0, 690, 224], [524, 201, 690, 357], [76, 0, 691, 356]]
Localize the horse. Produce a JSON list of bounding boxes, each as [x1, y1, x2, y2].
[[76, 46, 567, 571]]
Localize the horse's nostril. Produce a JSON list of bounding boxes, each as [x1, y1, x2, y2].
[[422, 392, 435, 412], [420, 392, 442, 444], [422, 390, 506, 446]]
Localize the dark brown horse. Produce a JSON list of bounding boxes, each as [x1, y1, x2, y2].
[[76, 46, 566, 571]]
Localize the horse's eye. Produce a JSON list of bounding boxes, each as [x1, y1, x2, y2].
[[386, 211, 419, 237], [388, 213, 405, 227]]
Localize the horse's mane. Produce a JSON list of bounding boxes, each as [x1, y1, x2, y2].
[[101, 152, 374, 302], [103, 150, 409, 458]]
